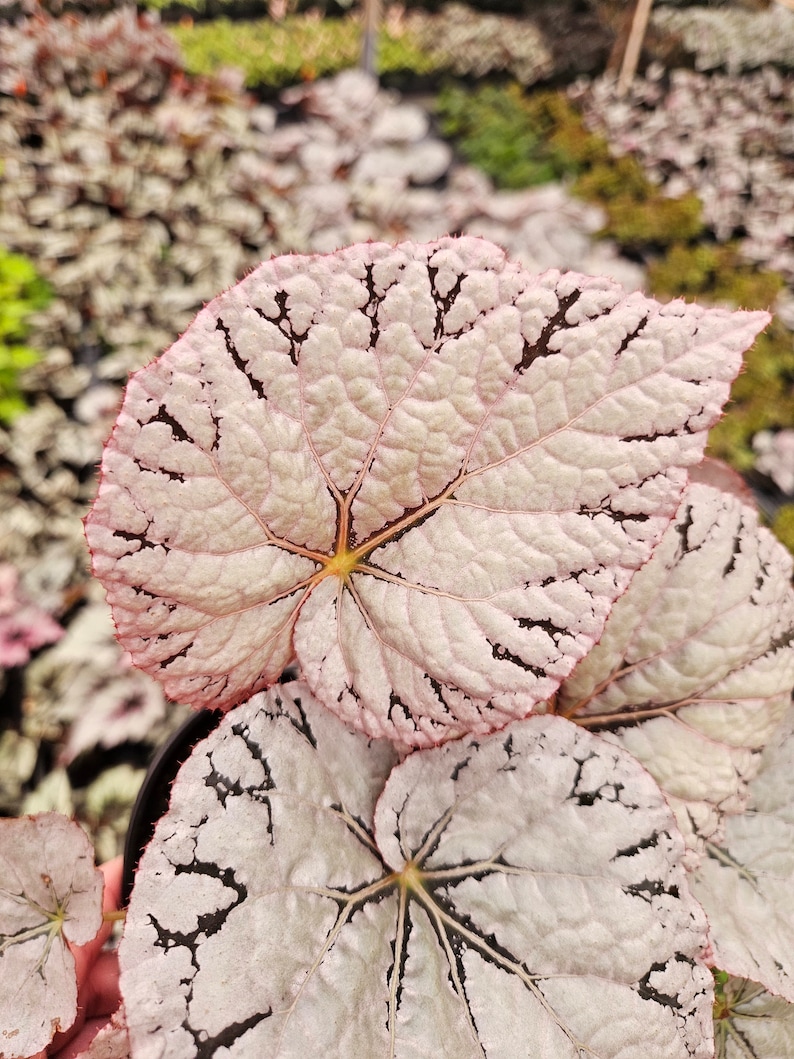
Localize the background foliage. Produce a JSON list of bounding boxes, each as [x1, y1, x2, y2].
[[0, 248, 49, 424]]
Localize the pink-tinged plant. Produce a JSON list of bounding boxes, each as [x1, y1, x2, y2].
[[121, 684, 713, 1057], [4, 237, 794, 1058], [0, 814, 103, 1058], [85, 237, 765, 747], [0, 562, 63, 668]]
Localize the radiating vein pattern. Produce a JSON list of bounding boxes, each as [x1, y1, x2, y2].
[[86, 237, 768, 744], [557, 472, 794, 865], [121, 683, 714, 1059], [713, 977, 794, 1059], [0, 814, 104, 1058]]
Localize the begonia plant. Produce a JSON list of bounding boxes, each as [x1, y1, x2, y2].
[[3, 236, 794, 1059]]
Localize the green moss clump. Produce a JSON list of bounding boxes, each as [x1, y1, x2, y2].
[[436, 82, 704, 248], [518, 89, 612, 172], [170, 15, 436, 89], [645, 243, 790, 475], [707, 320, 794, 472], [432, 83, 792, 489], [0, 248, 50, 425], [436, 83, 568, 189], [771, 504, 794, 555], [171, 16, 359, 86], [573, 155, 704, 249], [648, 243, 785, 310], [435, 83, 621, 191]]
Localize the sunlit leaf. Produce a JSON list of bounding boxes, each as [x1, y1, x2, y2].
[[557, 474, 794, 860], [120, 681, 713, 1058], [0, 813, 104, 1058], [690, 705, 794, 1003], [85, 237, 768, 746]]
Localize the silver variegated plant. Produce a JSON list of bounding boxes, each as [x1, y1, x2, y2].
[[3, 237, 793, 1058]]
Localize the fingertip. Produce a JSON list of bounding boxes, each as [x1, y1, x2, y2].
[[85, 951, 121, 1018], [100, 855, 124, 912]]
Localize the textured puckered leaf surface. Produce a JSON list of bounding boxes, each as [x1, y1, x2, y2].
[[557, 476, 794, 861], [689, 706, 794, 1004], [714, 977, 794, 1059], [85, 237, 768, 746], [120, 681, 713, 1059], [0, 813, 104, 1058]]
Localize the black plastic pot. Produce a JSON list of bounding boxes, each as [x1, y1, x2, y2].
[[121, 707, 223, 906]]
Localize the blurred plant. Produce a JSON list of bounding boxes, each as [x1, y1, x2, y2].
[[407, 3, 554, 84], [573, 152, 704, 248], [0, 562, 62, 669], [0, 247, 50, 424], [436, 80, 704, 250], [0, 5, 181, 99], [772, 504, 794, 554], [436, 83, 573, 189], [647, 242, 785, 308], [646, 242, 793, 479], [432, 79, 794, 528], [171, 13, 435, 88], [0, 7, 281, 386]]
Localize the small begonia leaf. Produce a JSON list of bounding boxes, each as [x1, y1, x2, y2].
[[0, 813, 104, 1058], [557, 476, 794, 860], [713, 976, 794, 1058], [85, 237, 768, 746], [690, 705, 794, 1003], [120, 681, 713, 1058]]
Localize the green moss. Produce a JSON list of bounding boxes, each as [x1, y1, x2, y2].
[[172, 16, 356, 85], [377, 32, 440, 77], [0, 248, 50, 425], [573, 155, 704, 249], [519, 90, 613, 172], [435, 82, 704, 247], [707, 320, 794, 472], [603, 189, 703, 248], [430, 83, 792, 490], [436, 83, 567, 189], [170, 15, 436, 89], [771, 504, 794, 555], [645, 243, 790, 475], [648, 243, 784, 309], [434, 83, 621, 191], [145, 0, 206, 10]]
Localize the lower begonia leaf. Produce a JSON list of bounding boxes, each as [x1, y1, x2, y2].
[[713, 975, 794, 1059], [0, 813, 104, 1058], [85, 237, 769, 746], [690, 704, 794, 1004], [556, 477, 794, 861], [120, 681, 713, 1058]]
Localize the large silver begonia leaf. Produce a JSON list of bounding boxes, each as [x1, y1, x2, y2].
[[120, 681, 713, 1058], [0, 813, 104, 1058], [85, 237, 768, 747], [556, 475, 794, 862]]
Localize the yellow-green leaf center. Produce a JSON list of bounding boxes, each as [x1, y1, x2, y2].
[[322, 547, 360, 582]]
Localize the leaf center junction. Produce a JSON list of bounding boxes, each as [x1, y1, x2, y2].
[[398, 862, 425, 894], [322, 547, 360, 582]]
